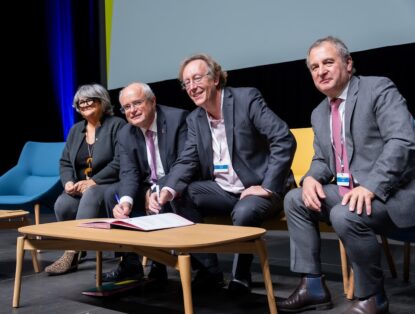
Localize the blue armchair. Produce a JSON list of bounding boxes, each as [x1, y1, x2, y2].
[[0, 141, 65, 224]]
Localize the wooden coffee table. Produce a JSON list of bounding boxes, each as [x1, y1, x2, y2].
[[0, 210, 39, 272], [13, 219, 278, 313]]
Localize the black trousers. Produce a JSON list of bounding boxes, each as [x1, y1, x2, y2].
[[178, 180, 282, 280]]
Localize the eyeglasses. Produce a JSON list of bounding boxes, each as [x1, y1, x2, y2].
[[120, 98, 147, 114], [77, 98, 98, 110], [181, 73, 211, 90]]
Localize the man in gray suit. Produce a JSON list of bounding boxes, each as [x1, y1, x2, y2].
[[278, 36, 415, 314], [151, 53, 296, 293], [103, 82, 188, 283]]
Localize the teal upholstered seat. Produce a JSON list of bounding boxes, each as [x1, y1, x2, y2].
[[0, 141, 65, 224]]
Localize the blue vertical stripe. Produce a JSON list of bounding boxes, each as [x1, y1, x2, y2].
[[46, 0, 75, 139]]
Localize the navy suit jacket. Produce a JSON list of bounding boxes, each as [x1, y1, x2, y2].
[[165, 87, 296, 195], [117, 104, 188, 200]]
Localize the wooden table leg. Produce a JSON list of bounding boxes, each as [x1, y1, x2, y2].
[[13, 236, 25, 307], [255, 238, 277, 314], [178, 254, 193, 314], [96, 251, 102, 287], [30, 250, 40, 273]]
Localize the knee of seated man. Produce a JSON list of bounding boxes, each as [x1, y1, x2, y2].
[[330, 204, 354, 235], [231, 202, 260, 226], [283, 188, 302, 213]]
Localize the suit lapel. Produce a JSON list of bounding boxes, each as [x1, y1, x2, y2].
[[197, 109, 214, 174], [156, 106, 168, 171], [133, 126, 149, 171], [345, 76, 358, 164], [222, 88, 234, 158]]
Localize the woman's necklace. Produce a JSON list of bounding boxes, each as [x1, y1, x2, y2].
[[84, 132, 95, 180]]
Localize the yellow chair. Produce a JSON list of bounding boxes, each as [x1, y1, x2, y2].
[[290, 128, 315, 186]]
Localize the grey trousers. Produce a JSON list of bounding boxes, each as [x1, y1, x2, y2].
[[54, 184, 110, 221], [284, 184, 397, 298]]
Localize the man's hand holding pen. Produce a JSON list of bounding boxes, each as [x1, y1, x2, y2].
[[147, 184, 161, 215], [148, 188, 173, 214], [113, 194, 132, 219]]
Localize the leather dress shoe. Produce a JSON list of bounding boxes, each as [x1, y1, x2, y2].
[[148, 263, 168, 283], [228, 277, 252, 295], [277, 276, 332, 313], [101, 264, 144, 283], [342, 293, 389, 314], [191, 269, 225, 292]]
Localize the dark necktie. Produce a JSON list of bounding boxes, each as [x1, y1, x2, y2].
[[145, 129, 158, 183], [331, 98, 352, 196]]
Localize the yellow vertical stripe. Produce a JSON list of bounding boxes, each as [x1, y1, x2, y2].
[[105, 0, 114, 80]]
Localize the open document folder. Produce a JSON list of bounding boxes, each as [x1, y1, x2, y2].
[[78, 213, 194, 231]]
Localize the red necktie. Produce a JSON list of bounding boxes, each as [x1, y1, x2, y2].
[[331, 98, 352, 196], [145, 129, 158, 183]]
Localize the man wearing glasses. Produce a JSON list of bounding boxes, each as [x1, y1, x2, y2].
[[102, 82, 188, 284], [151, 53, 296, 294]]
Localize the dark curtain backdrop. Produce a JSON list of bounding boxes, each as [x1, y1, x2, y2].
[[142, 43, 415, 130], [1, 0, 104, 175], [1, 0, 414, 175]]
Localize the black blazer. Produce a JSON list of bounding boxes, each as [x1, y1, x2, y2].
[[165, 87, 296, 195], [118, 104, 188, 199], [60, 115, 126, 185]]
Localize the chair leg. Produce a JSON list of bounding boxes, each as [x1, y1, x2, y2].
[[34, 203, 40, 225], [381, 236, 397, 278], [346, 269, 354, 300], [403, 242, 410, 282], [339, 240, 350, 295]]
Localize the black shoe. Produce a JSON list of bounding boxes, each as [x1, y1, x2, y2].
[[101, 264, 144, 283], [277, 276, 332, 313], [228, 277, 252, 295], [148, 263, 168, 283], [77, 251, 87, 263], [191, 269, 225, 292]]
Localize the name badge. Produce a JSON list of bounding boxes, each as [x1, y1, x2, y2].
[[214, 164, 229, 173], [336, 173, 350, 187]]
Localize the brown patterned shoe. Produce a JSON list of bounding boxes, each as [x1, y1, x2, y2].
[[44, 251, 79, 275]]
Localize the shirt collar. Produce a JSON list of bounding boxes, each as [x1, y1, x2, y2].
[[328, 81, 350, 104], [140, 112, 158, 135]]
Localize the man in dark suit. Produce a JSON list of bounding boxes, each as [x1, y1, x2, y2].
[[151, 54, 296, 293], [103, 82, 188, 283], [278, 36, 415, 314]]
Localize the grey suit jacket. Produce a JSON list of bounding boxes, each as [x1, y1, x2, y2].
[[118, 104, 188, 199], [60, 115, 126, 185], [165, 87, 296, 195], [307, 76, 415, 228]]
